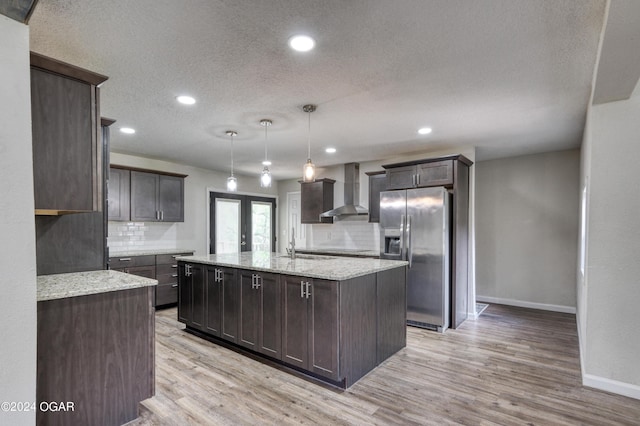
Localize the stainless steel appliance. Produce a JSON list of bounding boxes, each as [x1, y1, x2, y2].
[[379, 187, 450, 332]]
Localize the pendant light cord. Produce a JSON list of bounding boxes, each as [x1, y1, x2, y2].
[[230, 133, 234, 176], [307, 111, 311, 159], [264, 123, 268, 162]]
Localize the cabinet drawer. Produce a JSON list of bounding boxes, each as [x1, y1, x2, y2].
[[156, 282, 178, 306], [157, 263, 179, 275], [157, 272, 179, 285], [156, 253, 192, 265], [109, 254, 155, 269]]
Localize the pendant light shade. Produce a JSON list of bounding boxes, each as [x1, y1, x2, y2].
[[259, 119, 272, 188], [226, 130, 238, 192], [302, 104, 317, 182]]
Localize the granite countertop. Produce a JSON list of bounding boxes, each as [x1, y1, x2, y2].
[[108, 248, 195, 257], [296, 248, 380, 258], [175, 252, 407, 281], [37, 270, 158, 302]]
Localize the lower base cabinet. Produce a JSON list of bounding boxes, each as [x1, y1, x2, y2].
[[282, 276, 338, 379], [177, 261, 406, 387]]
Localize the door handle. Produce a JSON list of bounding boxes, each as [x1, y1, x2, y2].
[[118, 258, 132, 262], [241, 241, 247, 246], [171, 284, 178, 288], [305, 281, 311, 299], [407, 215, 413, 268]]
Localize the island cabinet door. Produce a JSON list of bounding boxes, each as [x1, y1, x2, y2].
[[282, 276, 310, 370], [177, 263, 192, 324], [238, 270, 260, 351], [259, 272, 281, 360], [309, 279, 340, 381], [205, 266, 223, 337], [222, 267, 239, 343]]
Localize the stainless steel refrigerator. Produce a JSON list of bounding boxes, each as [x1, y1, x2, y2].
[[379, 187, 450, 332]]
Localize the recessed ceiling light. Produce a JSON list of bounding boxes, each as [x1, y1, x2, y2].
[[288, 35, 316, 52], [418, 127, 432, 135], [325, 147, 337, 154], [120, 127, 136, 134], [176, 95, 196, 105], [262, 160, 272, 166]]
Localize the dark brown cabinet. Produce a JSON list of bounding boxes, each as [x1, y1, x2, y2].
[[178, 262, 205, 330], [131, 171, 185, 222], [109, 255, 156, 279], [282, 276, 339, 380], [385, 159, 454, 190], [205, 265, 236, 338], [108, 167, 131, 221], [365, 171, 387, 223], [156, 253, 191, 306], [238, 270, 282, 359], [221, 265, 239, 343], [300, 178, 335, 224], [30, 52, 107, 214]]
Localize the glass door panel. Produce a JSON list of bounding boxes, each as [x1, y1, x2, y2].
[[251, 201, 272, 252], [215, 198, 241, 253]]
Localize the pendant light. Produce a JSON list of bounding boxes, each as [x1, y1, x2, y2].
[[302, 104, 316, 182], [259, 119, 272, 188], [226, 130, 238, 192]]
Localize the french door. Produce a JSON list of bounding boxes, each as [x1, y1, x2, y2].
[[209, 192, 276, 254]]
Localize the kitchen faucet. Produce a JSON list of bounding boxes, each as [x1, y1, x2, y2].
[[286, 227, 296, 259]]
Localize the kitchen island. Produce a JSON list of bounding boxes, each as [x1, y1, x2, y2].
[[176, 252, 407, 388], [37, 270, 157, 426]]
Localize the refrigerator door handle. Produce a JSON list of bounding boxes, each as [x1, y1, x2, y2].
[[406, 215, 413, 268], [400, 214, 406, 260]]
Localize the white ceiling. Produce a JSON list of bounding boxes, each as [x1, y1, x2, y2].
[[28, 0, 609, 179]]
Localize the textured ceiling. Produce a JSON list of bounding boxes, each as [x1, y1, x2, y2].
[[28, 0, 607, 179]]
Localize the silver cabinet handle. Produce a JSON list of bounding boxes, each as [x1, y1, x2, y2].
[[172, 264, 178, 268], [161, 211, 164, 221], [300, 281, 305, 298], [256, 275, 261, 289], [305, 281, 311, 299], [171, 274, 178, 278], [119, 258, 132, 261], [171, 284, 178, 288]]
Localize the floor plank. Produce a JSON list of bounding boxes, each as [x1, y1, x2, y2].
[[127, 304, 640, 425]]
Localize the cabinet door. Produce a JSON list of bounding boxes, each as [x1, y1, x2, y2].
[[416, 160, 453, 188], [222, 267, 239, 343], [31, 68, 94, 211], [309, 279, 340, 380], [205, 266, 222, 337], [385, 165, 416, 190], [238, 270, 260, 351], [131, 171, 159, 221], [282, 276, 309, 369], [301, 180, 334, 224], [177, 263, 191, 324], [191, 263, 206, 330], [158, 175, 184, 222], [259, 272, 281, 360], [367, 173, 387, 223], [108, 168, 130, 221]]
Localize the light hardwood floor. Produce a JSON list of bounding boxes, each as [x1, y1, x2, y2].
[[129, 304, 640, 425]]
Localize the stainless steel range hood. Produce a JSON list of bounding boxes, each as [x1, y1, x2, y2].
[[320, 163, 369, 218]]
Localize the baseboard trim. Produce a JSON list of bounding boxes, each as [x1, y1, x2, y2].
[[476, 296, 576, 314], [583, 373, 640, 400]]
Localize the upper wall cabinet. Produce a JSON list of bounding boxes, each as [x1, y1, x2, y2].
[[365, 171, 387, 223], [300, 179, 335, 224], [30, 52, 108, 215], [130, 170, 186, 222], [108, 167, 131, 222], [385, 159, 455, 190]]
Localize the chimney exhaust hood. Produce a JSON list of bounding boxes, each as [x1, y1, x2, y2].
[[320, 163, 369, 218]]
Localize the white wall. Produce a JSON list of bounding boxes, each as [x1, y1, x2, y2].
[[580, 86, 640, 398], [475, 150, 580, 312], [0, 15, 37, 426], [109, 152, 278, 255]]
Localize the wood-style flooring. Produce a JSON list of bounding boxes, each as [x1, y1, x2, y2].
[[128, 304, 640, 425]]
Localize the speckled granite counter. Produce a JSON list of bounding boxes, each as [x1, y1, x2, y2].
[[108, 248, 195, 257], [296, 248, 379, 258], [37, 270, 158, 301], [175, 252, 406, 281]]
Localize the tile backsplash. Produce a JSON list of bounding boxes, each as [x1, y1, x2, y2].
[[107, 221, 178, 250], [308, 216, 379, 251]]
